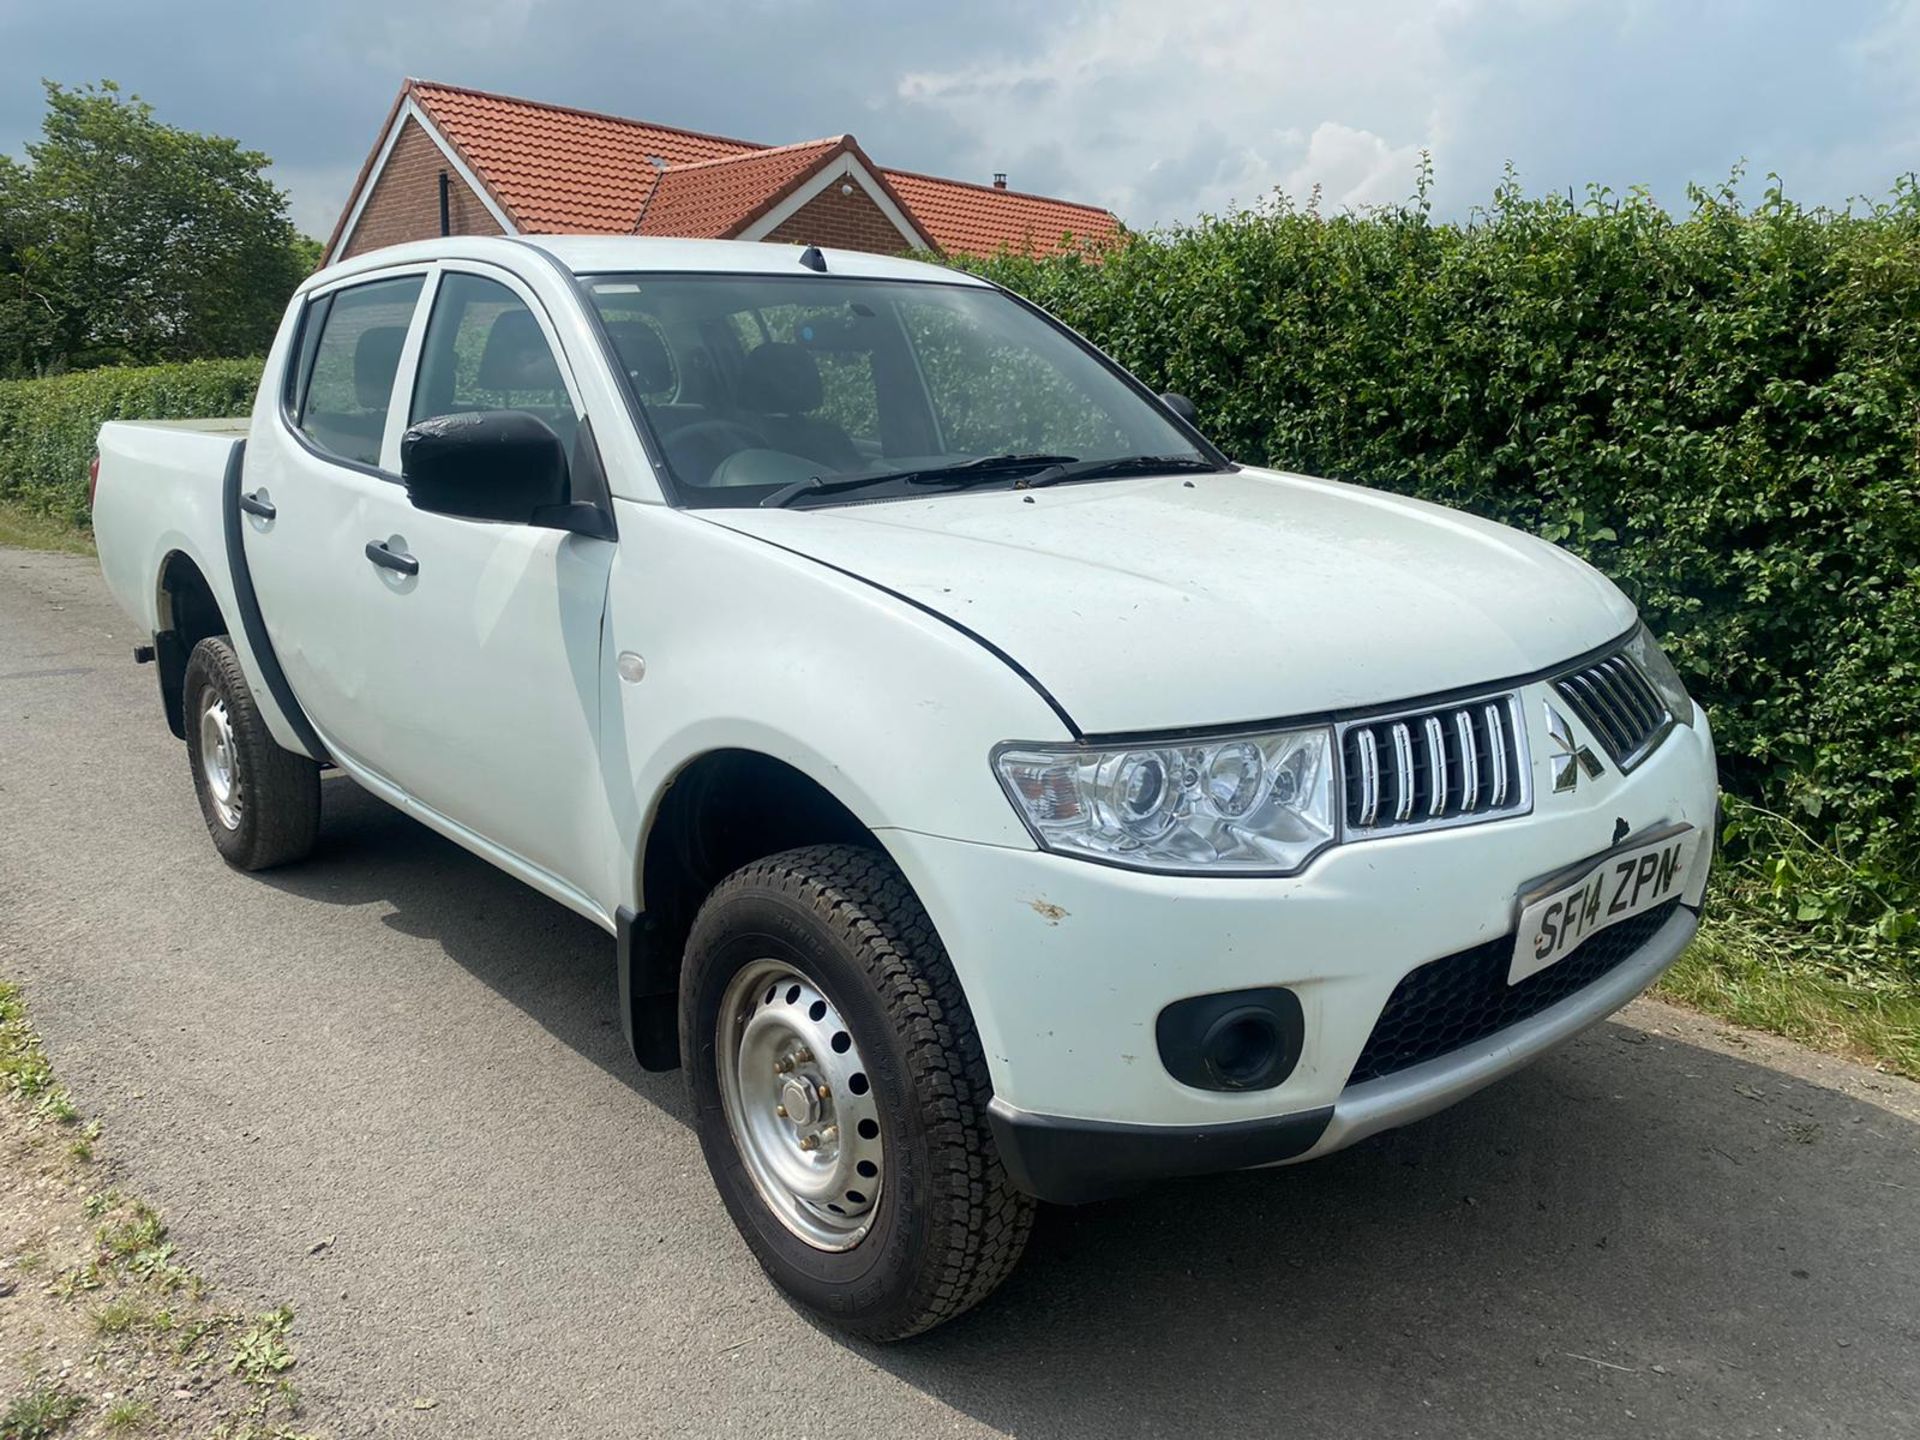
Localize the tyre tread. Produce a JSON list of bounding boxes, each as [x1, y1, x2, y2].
[[183, 636, 321, 871]]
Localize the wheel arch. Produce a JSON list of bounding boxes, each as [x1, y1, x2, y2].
[[620, 746, 913, 1072], [155, 549, 229, 739]]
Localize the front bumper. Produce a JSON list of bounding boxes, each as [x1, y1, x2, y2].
[[987, 902, 1698, 1202], [880, 689, 1718, 1201]]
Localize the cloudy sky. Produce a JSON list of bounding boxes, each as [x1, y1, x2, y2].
[[5, 0, 1920, 241]]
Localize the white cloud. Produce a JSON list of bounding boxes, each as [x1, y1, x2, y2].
[[896, 0, 1476, 225], [893, 0, 1920, 229], [1281, 123, 1429, 212]]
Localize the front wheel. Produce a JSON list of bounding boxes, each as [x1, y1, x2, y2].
[[182, 636, 321, 871], [682, 845, 1034, 1340]]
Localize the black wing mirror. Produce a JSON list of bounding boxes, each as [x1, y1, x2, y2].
[[1160, 391, 1199, 425], [401, 410, 573, 525]]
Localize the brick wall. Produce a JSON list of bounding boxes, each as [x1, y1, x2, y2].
[[763, 180, 920, 255], [339, 118, 505, 260]]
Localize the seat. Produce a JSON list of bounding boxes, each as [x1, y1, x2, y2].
[[303, 324, 407, 464], [353, 325, 407, 410], [735, 343, 863, 473], [476, 311, 568, 394], [603, 319, 676, 396], [472, 310, 575, 448]]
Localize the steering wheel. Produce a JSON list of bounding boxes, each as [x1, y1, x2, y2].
[[665, 420, 769, 486]]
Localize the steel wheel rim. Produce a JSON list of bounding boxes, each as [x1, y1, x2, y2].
[[716, 958, 885, 1252], [197, 691, 242, 831]]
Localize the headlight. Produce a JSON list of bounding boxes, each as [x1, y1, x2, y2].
[[994, 726, 1337, 874], [1625, 624, 1694, 726]]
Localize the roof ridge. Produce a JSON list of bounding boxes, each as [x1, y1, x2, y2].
[[406, 77, 767, 153], [882, 164, 1116, 216], [656, 136, 848, 173]]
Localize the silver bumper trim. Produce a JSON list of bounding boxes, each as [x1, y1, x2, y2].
[[1290, 904, 1700, 1161]]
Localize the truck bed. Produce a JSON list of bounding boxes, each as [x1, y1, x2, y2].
[[89, 414, 310, 756]]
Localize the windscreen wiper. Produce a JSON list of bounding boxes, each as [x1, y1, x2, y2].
[[901, 453, 1078, 486], [760, 453, 1078, 509], [1015, 454, 1227, 489]]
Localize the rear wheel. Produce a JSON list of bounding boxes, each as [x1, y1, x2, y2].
[[682, 844, 1033, 1340], [182, 636, 321, 870]]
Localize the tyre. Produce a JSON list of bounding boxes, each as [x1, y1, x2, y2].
[[182, 635, 321, 871], [682, 844, 1034, 1340]]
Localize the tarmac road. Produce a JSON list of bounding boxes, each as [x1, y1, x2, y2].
[[2, 547, 1916, 1438]]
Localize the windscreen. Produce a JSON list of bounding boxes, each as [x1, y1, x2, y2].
[[584, 273, 1207, 507]]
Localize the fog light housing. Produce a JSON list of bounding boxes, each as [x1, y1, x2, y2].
[[1156, 988, 1304, 1092]]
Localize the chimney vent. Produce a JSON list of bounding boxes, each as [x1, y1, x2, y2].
[[992, 172, 1008, 189]]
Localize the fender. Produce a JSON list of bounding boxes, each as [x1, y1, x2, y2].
[[219, 439, 330, 763]]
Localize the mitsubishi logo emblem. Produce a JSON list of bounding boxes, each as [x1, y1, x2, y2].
[[1545, 701, 1604, 793]]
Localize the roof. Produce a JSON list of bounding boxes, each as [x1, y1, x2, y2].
[[410, 80, 756, 234], [636, 138, 847, 238], [308, 235, 994, 295], [330, 80, 1123, 261], [882, 168, 1122, 258]]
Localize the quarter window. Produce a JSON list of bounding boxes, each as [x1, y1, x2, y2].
[[294, 276, 424, 468]]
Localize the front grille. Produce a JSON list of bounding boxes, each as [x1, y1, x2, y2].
[[1553, 646, 1671, 770], [1340, 693, 1528, 837], [1345, 900, 1679, 1087]]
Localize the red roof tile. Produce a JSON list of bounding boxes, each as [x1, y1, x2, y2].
[[411, 81, 757, 234], [883, 169, 1122, 258], [340, 80, 1123, 259], [637, 138, 845, 238]]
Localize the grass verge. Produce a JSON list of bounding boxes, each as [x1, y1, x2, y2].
[[0, 500, 93, 557], [0, 980, 320, 1439], [1658, 915, 1920, 1080]]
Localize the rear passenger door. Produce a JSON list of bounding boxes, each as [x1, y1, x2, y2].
[[242, 268, 428, 763]]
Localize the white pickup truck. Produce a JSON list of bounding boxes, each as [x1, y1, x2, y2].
[[91, 235, 1718, 1339]]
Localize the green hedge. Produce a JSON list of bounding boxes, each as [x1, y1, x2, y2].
[[0, 359, 264, 525], [972, 178, 1919, 970]]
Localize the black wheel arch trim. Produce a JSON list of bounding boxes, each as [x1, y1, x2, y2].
[[219, 439, 330, 763], [617, 904, 682, 1071]]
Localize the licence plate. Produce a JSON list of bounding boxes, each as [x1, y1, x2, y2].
[[1510, 824, 1699, 985]]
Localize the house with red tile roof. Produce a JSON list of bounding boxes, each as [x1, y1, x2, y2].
[[323, 80, 1124, 265]]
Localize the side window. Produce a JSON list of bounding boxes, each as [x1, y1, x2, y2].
[[295, 276, 424, 468], [409, 272, 578, 453]]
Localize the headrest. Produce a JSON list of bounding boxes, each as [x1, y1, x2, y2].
[[476, 309, 566, 393], [737, 342, 822, 414], [604, 320, 674, 394], [352, 326, 407, 409]]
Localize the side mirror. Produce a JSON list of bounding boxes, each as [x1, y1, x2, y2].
[[401, 410, 569, 524], [1160, 391, 1199, 424]]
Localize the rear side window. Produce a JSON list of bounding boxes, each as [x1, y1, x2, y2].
[[292, 275, 424, 468], [409, 272, 578, 454]]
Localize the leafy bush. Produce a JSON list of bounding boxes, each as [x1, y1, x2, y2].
[[0, 359, 263, 524], [971, 173, 1919, 974]]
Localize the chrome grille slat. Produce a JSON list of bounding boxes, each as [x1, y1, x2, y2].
[[1552, 640, 1676, 772], [1340, 691, 1529, 838], [1484, 703, 1508, 807], [1356, 728, 1381, 827], [1423, 715, 1447, 818], [1455, 711, 1479, 811], [1592, 660, 1650, 737], [1390, 722, 1415, 822], [1610, 657, 1664, 732]]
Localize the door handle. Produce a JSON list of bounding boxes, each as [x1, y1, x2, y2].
[[239, 490, 276, 520], [364, 539, 419, 576]]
